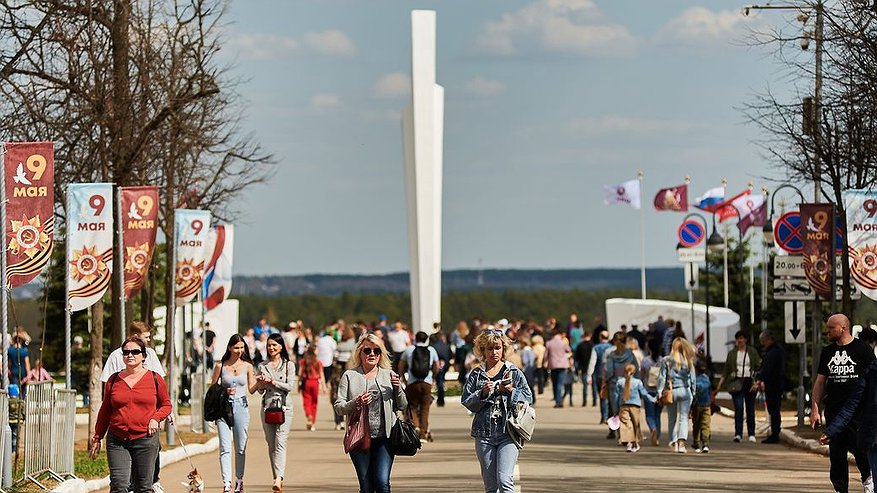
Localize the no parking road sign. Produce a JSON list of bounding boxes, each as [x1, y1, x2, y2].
[[774, 211, 844, 254], [677, 220, 705, 248]]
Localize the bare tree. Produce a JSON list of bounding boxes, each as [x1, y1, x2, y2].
[[741, 0, 877, 315], [0, 0, 273, 431]]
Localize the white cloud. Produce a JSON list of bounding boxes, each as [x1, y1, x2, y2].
[[303, 30, 357, 56], [462, 77, 505, 96], [474, 0, 636, 57], [567, 116, 698, 137], [229, 29, 356, 60], [311, 94, 342, 109], [656, 7, 749, 46], [373, 72, 411, 99], [228, 34, 300, 61]]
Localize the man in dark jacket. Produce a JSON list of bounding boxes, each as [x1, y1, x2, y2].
[[754, 330, 786, 444], [430, 327, 453, 407], [821, 359, 877, 484], [574, 334, 594, 407]]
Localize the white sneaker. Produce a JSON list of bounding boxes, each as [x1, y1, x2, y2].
[[733, 435, 741, 443], [702, 446, 710, 453], [152, 483, 164, 493], [677, 443, 687, 453], [864, 475, 874, 493], [694, 446, 702, 453], [630, 443, 641, 453], [748, 436, 756, 443], [626, 443, 633, 452]]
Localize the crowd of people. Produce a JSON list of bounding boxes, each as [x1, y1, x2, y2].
[[79, 310, 877, 493]]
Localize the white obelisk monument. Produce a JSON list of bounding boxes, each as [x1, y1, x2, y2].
[[402, 10, 444, 334]]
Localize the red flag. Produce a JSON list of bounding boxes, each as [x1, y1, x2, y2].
[[653, 184, 688, 212], [121, 186, 159, 300], [716, 190, 751, 222], [4, 142, 54, 288], [801, 203, 834, 300]]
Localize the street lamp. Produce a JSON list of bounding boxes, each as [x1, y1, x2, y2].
[[710, 203, 748, 336], [763, 182, 807, 426], [680, 212, 712, 360]]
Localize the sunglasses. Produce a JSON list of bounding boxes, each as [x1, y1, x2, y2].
[[361, 347, 382, 356], [122, 349, 144, 356]]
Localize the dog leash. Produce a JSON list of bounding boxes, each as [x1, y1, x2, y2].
[[169, 419, 197, 471]]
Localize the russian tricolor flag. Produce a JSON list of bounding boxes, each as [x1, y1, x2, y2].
[[694, 186, 725, 212]]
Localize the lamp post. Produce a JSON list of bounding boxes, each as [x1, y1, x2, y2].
[[763, 183, 807, 426], [681, 212, 712, 359], [710, 203, 747, 337]]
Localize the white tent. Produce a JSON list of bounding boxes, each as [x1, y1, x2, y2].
[[605, 298, 740, 362]]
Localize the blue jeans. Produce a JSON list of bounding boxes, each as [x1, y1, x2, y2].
[[350, 436, 394, 493], [550, 369, 566, 406], [643, 390, 663, 438], [731, 388, 756, 438], [475, 434, 519, 493], [666, 389, 692, 444], [217, 398, 249, 484]]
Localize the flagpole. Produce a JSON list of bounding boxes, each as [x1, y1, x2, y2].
[[65, 186, 72, 390], [116, 185, 126, 341], [639, 170, 646, 300], [0, 144, 8, 390]]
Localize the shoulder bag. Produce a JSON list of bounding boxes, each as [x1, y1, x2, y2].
[[726, 350, 747, 394], [661, 360, 674, 404], [507, 400, 536, 443], [386, 375, 421, 456], [263, 361, 288, 425], [343, 403, 371, 453]]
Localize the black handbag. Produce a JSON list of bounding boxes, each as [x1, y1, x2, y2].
[[388, 417, 421, 456]]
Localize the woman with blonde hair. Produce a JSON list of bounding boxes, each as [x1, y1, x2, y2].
[[334, 333, 407, 493], [656, 337, 697, 453], [462, 329, 533, 493]]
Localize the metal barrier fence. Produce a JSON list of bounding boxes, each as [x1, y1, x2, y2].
[[50, 389, 76, 478], [190, 373, 213, 433], [0, 390, 9, 492], [21, 382, 59, 488]]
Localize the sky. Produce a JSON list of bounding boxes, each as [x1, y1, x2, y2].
[[221, 0, 815, 276]]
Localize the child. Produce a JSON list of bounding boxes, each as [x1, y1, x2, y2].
[[693, 360, 712, 453], [614, 363, 656, 453]]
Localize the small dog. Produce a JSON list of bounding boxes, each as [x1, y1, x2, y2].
[[182, 468, 204, 493]]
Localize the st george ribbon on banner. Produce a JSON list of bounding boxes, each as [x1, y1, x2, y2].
[[203, 224, 234, 311], [603, 179, 641, 209], [66, 184, 113, 311], [800, 203, 834, 300], [121, 186, 159, 300], [844, 190, 877, 300], [175, 209, 211, 305], [653, 184, 688, 212], [4, 142, 54, 288]]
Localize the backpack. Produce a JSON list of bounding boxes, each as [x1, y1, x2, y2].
[[410, 346, 432, 379]]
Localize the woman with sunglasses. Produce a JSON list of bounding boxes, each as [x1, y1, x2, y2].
[[90, 336, 171, 493], [462, 328, 533, 493], [211, 334, 259, 493], [334, 332, 407, 493]]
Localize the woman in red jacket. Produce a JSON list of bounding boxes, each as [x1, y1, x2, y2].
[[90, 336, 172, 493]]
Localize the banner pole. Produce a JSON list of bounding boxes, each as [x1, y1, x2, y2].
[[116, 186, 126, 340], [65, 188, 72, 390], [639, 170, 646, 300], [0, 145, 8, 390], [200, 287, 208, 433]]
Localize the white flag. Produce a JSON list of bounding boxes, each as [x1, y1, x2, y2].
[[66, 183, 114, 312], [603, 179, 641, 209]]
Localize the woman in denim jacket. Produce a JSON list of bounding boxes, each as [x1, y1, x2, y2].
[[656, 337, 697, 453], [462, 329, 533, 493]]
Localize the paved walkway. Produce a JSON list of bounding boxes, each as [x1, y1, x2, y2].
[[112, 386, 849, 492]]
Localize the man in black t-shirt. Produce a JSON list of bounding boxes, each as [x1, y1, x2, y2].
[[812, 313, 875, 493]]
